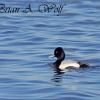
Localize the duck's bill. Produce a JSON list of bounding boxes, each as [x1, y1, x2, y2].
[[48, 54, 56, 60]]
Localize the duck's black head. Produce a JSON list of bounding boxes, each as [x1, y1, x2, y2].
[[53, 47, 65, 72], [54, 47, 65, 61]]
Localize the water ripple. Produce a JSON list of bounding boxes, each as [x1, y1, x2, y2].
[[0, 0, 100, 100]]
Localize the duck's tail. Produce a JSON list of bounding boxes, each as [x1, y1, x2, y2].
[[78, 61, 89, 68]]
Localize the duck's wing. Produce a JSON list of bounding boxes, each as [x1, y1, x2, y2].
[[59, 60, 80, 70]]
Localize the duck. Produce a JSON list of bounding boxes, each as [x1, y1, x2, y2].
[[53, 47, 89, 71]]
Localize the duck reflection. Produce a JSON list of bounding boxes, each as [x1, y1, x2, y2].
[[49, 62, 64, 84], [51, 70, 64, 84]]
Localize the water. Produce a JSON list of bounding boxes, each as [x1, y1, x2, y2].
[[0, 0, 100, 100]]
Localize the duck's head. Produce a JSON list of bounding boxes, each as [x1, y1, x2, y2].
[[54, 47, 65, 61]]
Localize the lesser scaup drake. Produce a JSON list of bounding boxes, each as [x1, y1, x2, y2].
[[53, 47, 88, 71]]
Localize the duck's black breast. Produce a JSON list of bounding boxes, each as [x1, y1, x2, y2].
[[54, 60, 61, 68]]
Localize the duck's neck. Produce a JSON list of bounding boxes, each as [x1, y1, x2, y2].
[[54, 52, 65, 70], [53, 60, 62, 72], [54, 60, 62, 67]]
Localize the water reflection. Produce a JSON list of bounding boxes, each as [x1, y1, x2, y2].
[[52, 69, 64, 84], [49, 62, 64, 85], [51, 63, 91, 86]]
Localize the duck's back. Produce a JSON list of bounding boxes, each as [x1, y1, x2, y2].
[[59, 60, 80, 70]]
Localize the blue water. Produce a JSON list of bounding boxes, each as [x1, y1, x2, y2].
[[0, 0, 100, 100]]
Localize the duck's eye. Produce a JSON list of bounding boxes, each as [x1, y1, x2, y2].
[[56, 51, 58, 54]]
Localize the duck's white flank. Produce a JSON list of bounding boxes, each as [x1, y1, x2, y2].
[[59, 60, 80, 70]]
